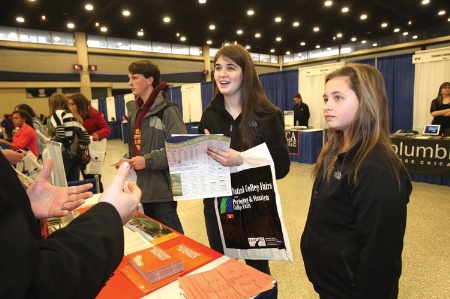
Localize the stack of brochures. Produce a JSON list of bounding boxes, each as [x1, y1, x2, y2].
[[127, 246, 184, 284]]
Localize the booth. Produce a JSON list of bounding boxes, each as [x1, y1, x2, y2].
[[285, 129, 323, 164]]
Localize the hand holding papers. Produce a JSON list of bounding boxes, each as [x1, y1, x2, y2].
[[165, 135, 232, 200]]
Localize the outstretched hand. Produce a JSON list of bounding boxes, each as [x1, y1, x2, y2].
[[27, 158, 93, 219], [99, 161, 141, 224]]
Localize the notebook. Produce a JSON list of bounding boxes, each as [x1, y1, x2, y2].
[[422, 124, 440, 136]]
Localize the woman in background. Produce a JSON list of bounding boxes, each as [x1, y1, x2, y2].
[[301, 64, 411, 298], [49, 93, 90, 182], [0, 109, 38, 157], [68, 93, 111, 191], [15, 103, 46, 159], [198, 44, 290, 278], [430, 81, 450, 136]]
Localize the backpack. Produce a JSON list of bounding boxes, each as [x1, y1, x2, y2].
[[68, 127, 91, 166]]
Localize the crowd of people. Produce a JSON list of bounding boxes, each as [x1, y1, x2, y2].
[[2, 43, 449, 298]]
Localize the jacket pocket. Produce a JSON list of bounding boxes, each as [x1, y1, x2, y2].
[[339, 249, 355, 286]]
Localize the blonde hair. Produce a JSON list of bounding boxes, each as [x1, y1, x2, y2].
[[48, 93, 83, 123]]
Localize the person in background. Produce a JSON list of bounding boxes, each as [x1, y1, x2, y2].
[[121, 59, 186, 233], [293, 92, 310, 127], [0, 109, 38, 157], [68, 92, 111, 192], [1, 148, 25, 165], [1, 114, 14, 139], [49, 93, 90, 182], [198, 44, 290, 277], [15, 104, 46, 159], [0, 150, 141, 298], [121, 115, 128, 123], [430, 81, 450, 136], [300, 64, 411, 298]]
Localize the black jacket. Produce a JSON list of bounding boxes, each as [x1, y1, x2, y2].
[[0, 152, 124, 299], [301, 145, 411, 299], [198, 94, 290, 179]]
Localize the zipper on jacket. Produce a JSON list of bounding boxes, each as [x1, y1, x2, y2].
[[339, 249, 355, 286]]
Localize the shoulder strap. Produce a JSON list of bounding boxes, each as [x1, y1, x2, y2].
[[155, 101, 178, 121]]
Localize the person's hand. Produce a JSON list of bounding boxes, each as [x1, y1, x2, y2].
[[27, 158, 93, 219], [2, 149, 25, 165], [204, 127, 243, 167], [91, 132, 100, 141], [99, 161, 141, 224], [128, 156, 146, 170]]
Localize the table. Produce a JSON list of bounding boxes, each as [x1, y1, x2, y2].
[[107, 121, 122, 140], [285, 129, 323, 164], [390, 136, 450, 185]]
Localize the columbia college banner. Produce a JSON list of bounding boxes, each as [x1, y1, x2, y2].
[[391, 137, 450, 177]]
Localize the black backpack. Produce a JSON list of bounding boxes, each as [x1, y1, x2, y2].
[[68, 126, 91, 166]]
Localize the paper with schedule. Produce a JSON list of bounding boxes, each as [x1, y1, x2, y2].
[[165, 134, 232, 200]]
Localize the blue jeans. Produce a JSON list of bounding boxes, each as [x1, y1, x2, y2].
[[203, 198, 272, 275], [142, 201, 184, 234]]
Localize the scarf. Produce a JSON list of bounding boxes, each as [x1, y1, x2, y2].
[[133, 81, 169, 156]]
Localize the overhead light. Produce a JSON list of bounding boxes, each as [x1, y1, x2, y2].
[[412, 35, 418, 39], [237, 29, 243, 35], [300, 42, 305, 46], [276, 37, 282, 42], [122, 10, 131, 17], [199, 0, 206, 3], [209, 24, 215, 30], [137, 30, 144, 36], [336, 33, 342, 38], [16, 16, 25, 23], [247, 10, 254, 16], [421, 0, 430, 4], [313, 27, 320, 32], [180, 36, 186, 42], [163, 17, 171, 23], [403, 32, 408, 36], [206, 40, 212, 45], [255, 33, 261, 38], [286, 51, 291, 55], [373, 43, 378, 47], [100, 26, 107, 32], [95, 22, 99, 27], [85, 4, 93, 11], [275, 17, 282, 22], [67, 22, 75, 29], [394, 28, 400, 32], [245, 45, 250, 49], [293, 21, 300, 27], [438, 10, 446, 16], [360, 14, 367, 20], [324, 1, 332, 7], [41, 15, 46, 21], [361, 40, 367, 44], [351, 37, 357, 41], [316, 45, 320, 49], [342, 7, 349, 13], [270, 49, 275, 53]]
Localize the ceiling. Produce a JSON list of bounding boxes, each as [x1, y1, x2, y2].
[[0, 0, 448, 55]]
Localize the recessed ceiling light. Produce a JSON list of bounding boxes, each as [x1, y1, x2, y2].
[[247, 10, 254, 16], [300, 42, 305, 46], [336, 33, 342, 38], [163, 17, 171, 23], [351, 37, 357, 41], [313, 27, 320, 32], [276, 37, 282, 41], [41, 15, 46, 21], [360, 14, 367, 20], [67, 22, 75, 29], [85, 4, 93, 11], [293, 21, 300, 27], [122, 10, 131, 17], [327, 47, 331, 51], [95, 22, 99, 27], [209, 25, 215, 30], [100, 26, 107, 32], [270, 49, 275, 53], [255, 33, 261, 38], [438, 10, 446, 16], [275, 17, 282, 22], [373, 43, 378, 46], [207, 40, 212, 45], [408, 21, 413, 25], [342, 7, 349, 13], [237, 29, 243, 35], [381, 22, 388, 28], [180, 36, 186, 41], [199, 0, 206, 3], [421, 0, 430, 4], [412, 35, 418, 39], [137, 30, 144, 36], [245, 45, 250, 49], [316, 45, 320, 49], [16, 16, 25, 23], [403, 32, 408, 35], [325, 1, 332, 7], [361, 40, 367, 44], [286, 51, 291, 55], [394, 28, 400, 32]]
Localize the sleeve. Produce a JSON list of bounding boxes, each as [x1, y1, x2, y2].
[[32, 203, 124, 298], [91, 111, 111, 140], [350, 166, 409, 298], [12, 128, 36, 151], [430, 99, 438, 113], [51, 113, 67, 141], [266, 110, 291, 179], [144, 105, 187, 170]]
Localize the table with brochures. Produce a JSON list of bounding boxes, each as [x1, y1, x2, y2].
[[75, 195, 277, 299]]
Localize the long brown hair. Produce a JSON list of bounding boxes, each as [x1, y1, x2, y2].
[[213, 44, 279, 150], [313, 63, 406, 185], [48, 93, 83, 123], [435, 82, 450, 105], [68, 92, 91, 120]]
